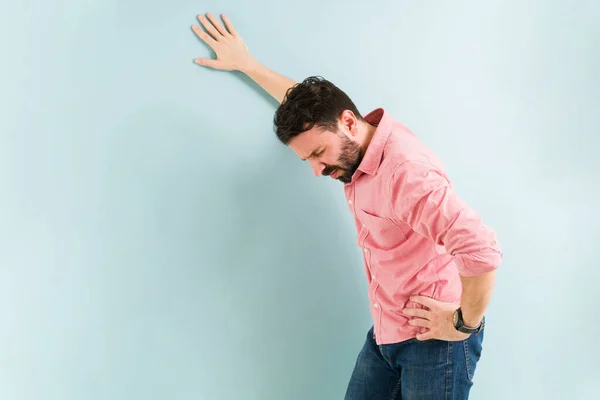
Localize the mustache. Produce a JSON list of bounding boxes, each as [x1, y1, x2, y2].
[[322, 165, 343, 176]]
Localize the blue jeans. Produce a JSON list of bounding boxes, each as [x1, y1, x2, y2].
[[344, 326, 484, 399]]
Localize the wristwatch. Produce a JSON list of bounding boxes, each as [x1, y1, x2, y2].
[[453, 308, 484, 334]]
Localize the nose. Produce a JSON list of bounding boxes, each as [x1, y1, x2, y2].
[[309, 160, 324, 176]]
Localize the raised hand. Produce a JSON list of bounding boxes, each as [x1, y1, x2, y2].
[[191, 13, 257, 72]]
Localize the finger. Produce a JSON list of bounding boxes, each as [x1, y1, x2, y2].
[[221, 14, 238, 36], [206, 13, 230, 37], [194, 57, 222, 69], [402, 308, 430, 319], [410, 295, 436, 309], [191, 24, 217, 47], [197, 14, 222, 41], [416, 331, 435, 341], [407, 318, 430, 328]]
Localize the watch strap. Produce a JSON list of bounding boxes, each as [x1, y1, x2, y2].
[[454, 308, 484, 334]]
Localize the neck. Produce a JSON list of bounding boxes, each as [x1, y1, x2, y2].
[[358, 120, 378, 153]]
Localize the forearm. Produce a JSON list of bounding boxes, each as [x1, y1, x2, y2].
[[459, 270, 496, 327], [240, 60, 297, 104]]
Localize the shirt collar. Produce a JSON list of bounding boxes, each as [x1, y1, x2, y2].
[[354, 108, 393, 178]]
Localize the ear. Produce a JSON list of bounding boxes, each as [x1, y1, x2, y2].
[[339, 110, 359, 137]]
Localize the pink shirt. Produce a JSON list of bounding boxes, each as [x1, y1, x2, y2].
[[345, 108, 502, 345]]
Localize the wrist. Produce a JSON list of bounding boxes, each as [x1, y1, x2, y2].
[[460, 310, 483, 328], [238, 57, 261, 76], [453, 307, 485, 335]]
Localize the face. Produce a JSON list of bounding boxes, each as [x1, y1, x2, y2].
[[288, 121, 363, 184]]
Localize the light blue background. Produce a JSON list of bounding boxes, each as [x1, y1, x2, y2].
[[1, 0, 598, 399]]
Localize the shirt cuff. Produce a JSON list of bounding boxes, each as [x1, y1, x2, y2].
[[454, 250, 503, 277]]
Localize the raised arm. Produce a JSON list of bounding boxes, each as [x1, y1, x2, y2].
[[191, 13, 296, 104]]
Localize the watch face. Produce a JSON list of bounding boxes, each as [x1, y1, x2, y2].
[[453, 310, 459, 326]]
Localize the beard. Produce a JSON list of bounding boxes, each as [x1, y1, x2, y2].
[[321, 135, 363, 184]]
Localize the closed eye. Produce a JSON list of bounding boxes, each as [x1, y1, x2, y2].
[[302, 148, 325, 161]]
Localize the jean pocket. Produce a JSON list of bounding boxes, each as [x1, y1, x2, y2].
[[463, 327, 484, 381]]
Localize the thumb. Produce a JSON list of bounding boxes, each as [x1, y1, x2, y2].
[[194, 57, 227, 70]]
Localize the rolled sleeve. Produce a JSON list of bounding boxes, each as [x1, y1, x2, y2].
[[389, 160, 502, 277]]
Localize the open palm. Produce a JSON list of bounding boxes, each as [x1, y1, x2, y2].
[[192, 13, 256, 72]]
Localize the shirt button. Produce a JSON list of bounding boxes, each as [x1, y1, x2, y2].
[[348, 200, 353, 205], [364, 248, 369, 253], [373, 303, 379, 308]]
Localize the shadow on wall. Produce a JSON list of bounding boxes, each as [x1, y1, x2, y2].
[[232, 71, 282, 109], [213, 133, 368, 398], [96, 104, 364, 398]]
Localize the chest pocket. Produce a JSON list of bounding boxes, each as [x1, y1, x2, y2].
[[357, 209, 408, 250]]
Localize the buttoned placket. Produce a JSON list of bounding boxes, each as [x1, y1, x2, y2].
[[346, 180, 381, 341]]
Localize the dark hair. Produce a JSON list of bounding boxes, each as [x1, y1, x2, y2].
[[273, 76, 363, 144]]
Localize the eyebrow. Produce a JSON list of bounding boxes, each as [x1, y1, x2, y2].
[[301, 148, 322, 161]]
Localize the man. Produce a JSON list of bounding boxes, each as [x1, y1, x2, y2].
[[191, 13, 502, 400]]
